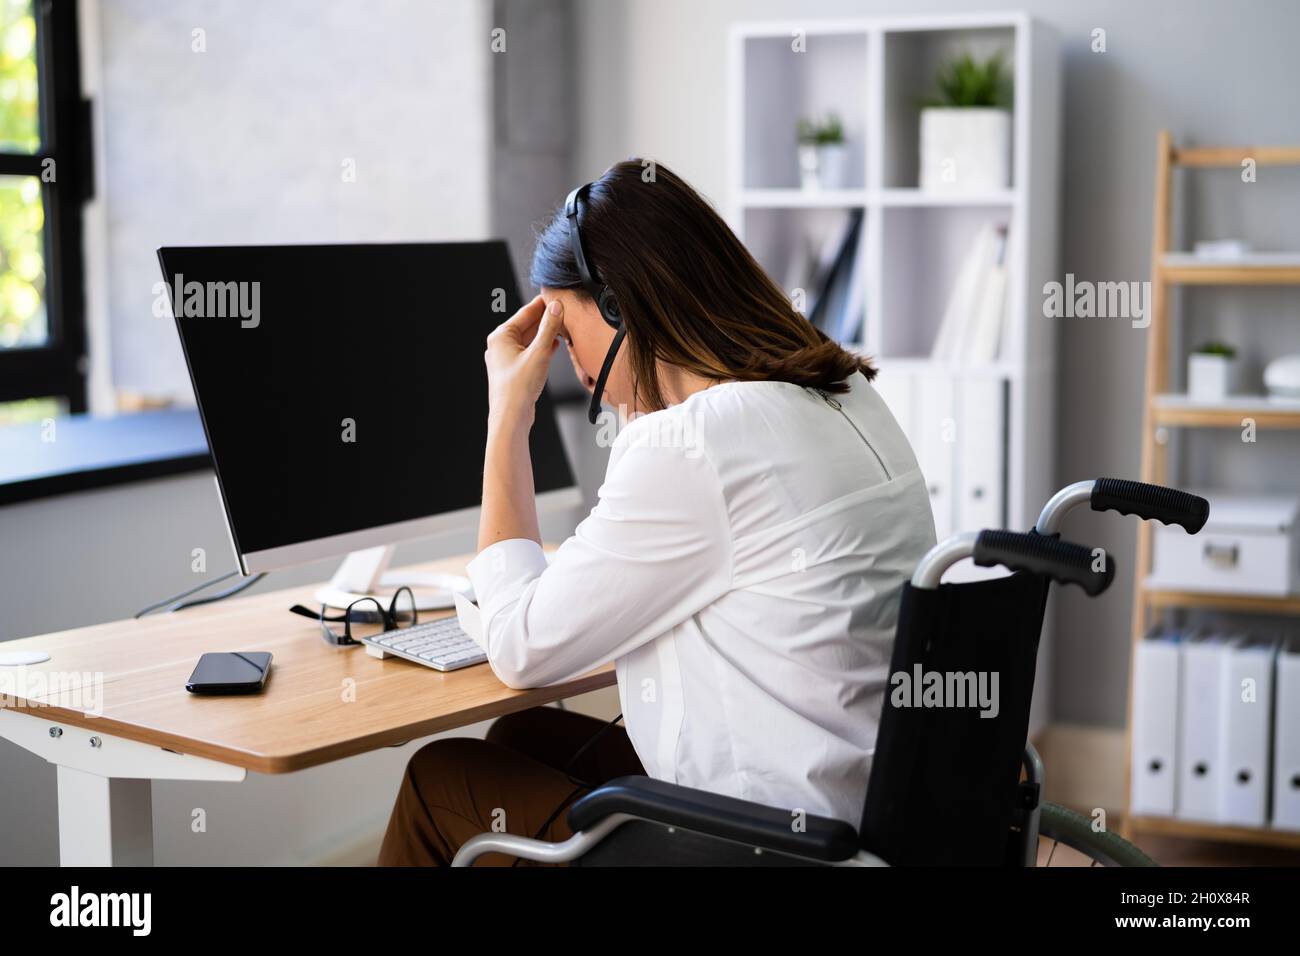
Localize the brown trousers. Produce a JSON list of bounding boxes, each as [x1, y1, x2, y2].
[[377, 706, 644, 866]]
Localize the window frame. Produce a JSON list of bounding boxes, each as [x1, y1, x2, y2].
[[0, 0, 91, 412]]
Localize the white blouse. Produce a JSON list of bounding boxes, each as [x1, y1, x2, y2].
[[466, 373, 936, 825]]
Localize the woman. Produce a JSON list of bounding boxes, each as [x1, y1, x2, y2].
[[378, 161, 936, 866]]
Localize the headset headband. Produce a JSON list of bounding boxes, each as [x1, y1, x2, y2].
[[564, 182, 625, 424], [564, 184, 606, 305]]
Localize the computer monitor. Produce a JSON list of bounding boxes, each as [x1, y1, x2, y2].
[[159, 241, 580, 609]]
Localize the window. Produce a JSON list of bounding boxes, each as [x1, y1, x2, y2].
[[0, 0, 89, 416]]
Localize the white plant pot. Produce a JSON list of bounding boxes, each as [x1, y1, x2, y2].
[[1188, 353, 1237, 401], [919, 107, 1011, 192], [816, 144, 847, 189], [798, 143, 847, 190]]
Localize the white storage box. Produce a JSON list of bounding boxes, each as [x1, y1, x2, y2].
[[1148, 492, 1299, 597]]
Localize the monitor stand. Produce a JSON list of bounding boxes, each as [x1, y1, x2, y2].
[[313, 545, 470, 611]]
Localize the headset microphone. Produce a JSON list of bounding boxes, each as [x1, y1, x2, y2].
[[564, 183, 624, 425]]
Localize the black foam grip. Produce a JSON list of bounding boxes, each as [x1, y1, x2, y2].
[[1090, 479, 1209, 534], [973, 530, 1114, 597]]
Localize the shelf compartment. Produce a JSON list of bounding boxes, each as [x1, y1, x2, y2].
[[740, 31, 868, 191], [881, 26, 1016, 190], [879, 205, 1014, 360], [743, 206, 868, 344]]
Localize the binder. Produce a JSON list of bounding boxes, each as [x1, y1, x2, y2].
[[1274, 640, 1300, 831], [915, 373, 955, 542], [871, 368, 913, 437], [1131, 633, 1180, 816], [1176, 635, 1231, 822], [931, 224, 992, 361], [1217, 639, 1276, 826], [955, 378, 1005, 533]]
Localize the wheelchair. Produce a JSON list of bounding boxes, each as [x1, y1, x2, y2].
[[452, 478, 1209, 867]]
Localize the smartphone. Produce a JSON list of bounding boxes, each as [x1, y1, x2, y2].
[[185, 652, 273, 695]]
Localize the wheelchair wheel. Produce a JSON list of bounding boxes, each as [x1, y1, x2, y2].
[[1036, 802, 1157, 867]]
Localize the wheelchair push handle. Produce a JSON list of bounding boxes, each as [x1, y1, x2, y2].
[[1035, 478, 1210, 536], [972, 530, 1114, 597], [1089, 478, 1209, 534]]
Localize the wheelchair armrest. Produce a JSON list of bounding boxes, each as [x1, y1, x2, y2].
[[566, 776, 860, 862]]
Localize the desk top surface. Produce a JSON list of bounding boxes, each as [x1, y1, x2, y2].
[[1, 553, 614, 773]]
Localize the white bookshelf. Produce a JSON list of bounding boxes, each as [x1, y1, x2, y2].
[[727, 11, 1062, 544]]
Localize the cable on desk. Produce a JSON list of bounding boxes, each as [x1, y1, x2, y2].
[[169, 573, 266, 612], [133, 569, 265, 618]]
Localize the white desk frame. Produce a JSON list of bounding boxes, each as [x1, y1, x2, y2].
[[0, 708, 245, 866]]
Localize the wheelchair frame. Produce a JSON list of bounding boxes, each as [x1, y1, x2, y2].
[[451, 478, 1208, 867]]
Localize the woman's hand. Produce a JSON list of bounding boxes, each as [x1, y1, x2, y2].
[[484, 295, 563, 431]]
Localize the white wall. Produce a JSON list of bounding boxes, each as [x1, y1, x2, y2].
[[94, 0, 493, 399], [572, 0, 1300, 727]]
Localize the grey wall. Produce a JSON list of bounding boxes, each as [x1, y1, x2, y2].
[[571, 0, 1300, 726], [491, 0, 596, 410], [98, 0, 493, 399]]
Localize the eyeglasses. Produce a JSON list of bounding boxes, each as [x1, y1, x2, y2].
[[289, 587, 418, 646]]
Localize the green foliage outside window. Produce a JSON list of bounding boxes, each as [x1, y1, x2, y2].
[[0, 0, 38, 152], [0, 0, 46, 348]]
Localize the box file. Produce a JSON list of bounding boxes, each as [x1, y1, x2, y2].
[[1131, 633, 1180, 816], [1177, 636, 1232, 822], [1274, 640, 1300, 831], [1217, 639, 1277, 826]]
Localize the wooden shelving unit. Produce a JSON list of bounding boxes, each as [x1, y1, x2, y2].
[[1124, 130, 1300, 850], [1129, 814, 1300, 852]]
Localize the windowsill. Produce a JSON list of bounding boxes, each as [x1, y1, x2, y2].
[[0, 408, 211, 507]]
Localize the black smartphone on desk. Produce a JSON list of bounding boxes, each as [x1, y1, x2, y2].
[[186, 652, 273, 695]]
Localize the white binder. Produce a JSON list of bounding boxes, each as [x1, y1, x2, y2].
[[1176, 636, 1231, 822], [1131, 634, 1180, 816], [1217, 639, 1276, 826], [870, 367, 913, 437], [955, 378, 1005, 534], [915, 374, 955, 542], [1274, 640, 1300, 831]]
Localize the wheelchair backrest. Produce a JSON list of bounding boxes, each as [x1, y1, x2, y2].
[[859, 571, 1050, 865]]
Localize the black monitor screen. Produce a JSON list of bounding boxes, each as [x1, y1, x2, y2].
[[160, 242, 576, 558]]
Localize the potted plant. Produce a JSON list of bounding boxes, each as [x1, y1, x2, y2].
[[919, 51, 1012, 192], [797, 113, 846, 190], [1188, 341, 1238, 401]]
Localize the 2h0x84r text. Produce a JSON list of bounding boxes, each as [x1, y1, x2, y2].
[[1121, 892, 1250, 907]]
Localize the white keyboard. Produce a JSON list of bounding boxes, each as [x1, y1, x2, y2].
[[361, 616, 486, 672]]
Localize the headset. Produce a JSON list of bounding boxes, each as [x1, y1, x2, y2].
[[564, 182, 627, 425]]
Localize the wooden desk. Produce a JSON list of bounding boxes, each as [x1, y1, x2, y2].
[[0, 553, 614, 865]]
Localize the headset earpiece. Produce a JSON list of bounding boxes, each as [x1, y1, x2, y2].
[[599, 288, 622, 327]]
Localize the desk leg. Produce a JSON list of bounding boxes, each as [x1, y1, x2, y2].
[[0, 709, 246, 867], [57, 767, 153, 866]]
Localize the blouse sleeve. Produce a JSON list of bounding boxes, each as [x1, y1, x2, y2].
[[465, 424, 732, 688]]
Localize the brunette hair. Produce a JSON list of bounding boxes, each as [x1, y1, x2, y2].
[[530, 159, 875, 412]]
